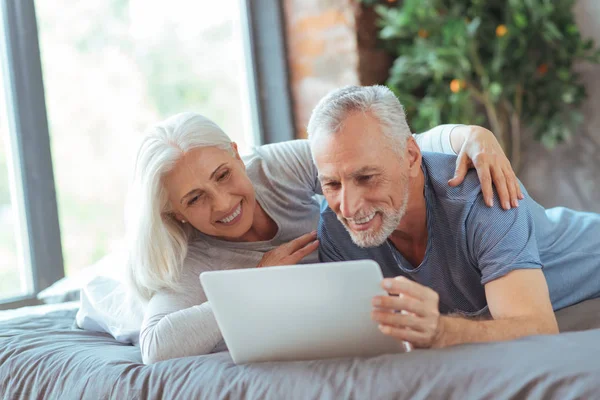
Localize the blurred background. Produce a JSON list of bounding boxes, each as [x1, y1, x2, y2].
[[1, 0, 599, 303]]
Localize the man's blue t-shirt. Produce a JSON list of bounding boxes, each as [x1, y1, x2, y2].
[[318, 152, 600, 316]]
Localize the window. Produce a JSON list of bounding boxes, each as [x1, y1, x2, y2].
[[0, 0, 293, 307], [35, 0, 255, 276], [0, 64, 32, 300]]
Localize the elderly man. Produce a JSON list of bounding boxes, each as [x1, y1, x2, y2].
[[308, 85, 600, 349]]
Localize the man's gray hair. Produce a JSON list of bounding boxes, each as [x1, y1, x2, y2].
[[306, 85, 411, 156]]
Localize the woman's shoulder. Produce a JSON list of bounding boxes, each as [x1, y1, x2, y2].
[[243, 140, 311, 171], [244, 140, 317, 192]]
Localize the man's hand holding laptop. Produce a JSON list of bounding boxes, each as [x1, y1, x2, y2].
[[372, 276, 443, 349]]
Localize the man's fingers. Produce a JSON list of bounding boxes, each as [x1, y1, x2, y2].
[[373, 295, 429, 317], [286, 231, 318, 253], [448, 152, 469, 187], [381, 277, 436, 302], [378, 324, 429, 347], [491, 167, 510, 210], [474, 163, 493, 207], [371, 310, 425, 332]]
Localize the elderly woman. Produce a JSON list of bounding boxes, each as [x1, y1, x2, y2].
[[127, 111, 521, 364]]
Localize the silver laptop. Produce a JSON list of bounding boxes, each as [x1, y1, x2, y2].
[[200, 260, 409, 364]]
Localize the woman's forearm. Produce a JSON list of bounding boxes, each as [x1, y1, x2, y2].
[[413, 124, 462, 155], [140, 302, 222, 364]]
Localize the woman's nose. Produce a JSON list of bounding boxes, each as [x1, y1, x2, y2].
[[212, 190, 232, 213]]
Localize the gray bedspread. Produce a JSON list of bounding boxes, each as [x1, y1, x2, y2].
[[1, 299, 600, 400]]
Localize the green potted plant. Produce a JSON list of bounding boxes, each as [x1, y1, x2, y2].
[[360, 0, 600, 170]]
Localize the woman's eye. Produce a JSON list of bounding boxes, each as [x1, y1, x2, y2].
[[217, 170, 231, 182], [188, 194, 202, 206]]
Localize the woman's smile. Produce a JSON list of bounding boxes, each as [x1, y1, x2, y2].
[[215, 201, 243, 226]]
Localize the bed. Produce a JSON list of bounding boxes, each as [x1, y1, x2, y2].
[[1, 298, 600, 399]]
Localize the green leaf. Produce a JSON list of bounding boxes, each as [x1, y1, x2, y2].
[[544, 21, 563, 41], [360, 0, 600, 149], [514, 13, 528, 28], [566, 24, 579, 35], [380, 25, 401, 40], [541, 133, 557, 149], [466, 17, 481, 37], [557, 68, 571, 81], [489, 82, 503, 101], [562, 91, 575, 104]]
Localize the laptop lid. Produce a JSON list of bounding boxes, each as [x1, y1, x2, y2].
[[200, 260, 408, 364]]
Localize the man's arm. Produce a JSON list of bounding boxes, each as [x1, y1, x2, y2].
[[317, 205, 347, 262], [372, 191, 558, 348], [438, 269, 558, 347], [371, 271, 558, 348]]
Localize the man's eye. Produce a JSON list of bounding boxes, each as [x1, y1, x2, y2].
[[217, 170, 231, 182], [357, 175, 373, 183], [325, 182, 341, 189]]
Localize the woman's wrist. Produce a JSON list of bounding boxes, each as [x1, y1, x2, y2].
[[449, 124, 470, 154]]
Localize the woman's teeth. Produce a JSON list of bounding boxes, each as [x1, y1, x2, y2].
[[219, 203, 241, 223], [354, 212, 376, 225]]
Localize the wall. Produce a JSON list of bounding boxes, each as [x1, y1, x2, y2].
[[283, 0, 360, 139], [519, 0, 600, 212]]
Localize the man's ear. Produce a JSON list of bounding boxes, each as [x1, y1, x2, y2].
[[406, 137, 422, 178]]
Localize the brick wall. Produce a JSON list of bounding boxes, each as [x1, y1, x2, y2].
[[283, 0, 392, 138], [283, 0, 357, 138]]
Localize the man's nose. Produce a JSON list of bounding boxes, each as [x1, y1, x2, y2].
[[340, 186, 362, 219]]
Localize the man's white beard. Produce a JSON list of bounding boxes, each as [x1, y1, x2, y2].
[[338, 189, 409, 248]]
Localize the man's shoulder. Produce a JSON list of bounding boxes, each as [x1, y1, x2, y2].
[[318, 202, 354, 246], [318, 201, 379, 262], [421, 152, 483, 204], [319, 201, 342, 229]]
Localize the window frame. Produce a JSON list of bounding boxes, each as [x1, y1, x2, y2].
[[0, 0, 295, 309], [242, 0, 296, 144], [0, 0, 64, 309]]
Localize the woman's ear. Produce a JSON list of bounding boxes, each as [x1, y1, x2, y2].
[[231, 142, 246, 170], [170, 211, 186, 224], [231, 142, 241, 160]]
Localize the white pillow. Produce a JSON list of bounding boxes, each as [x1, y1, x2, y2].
[[36, 249, 145, 344], [37, 250, 126, 304], [76, 274, 144, 344]]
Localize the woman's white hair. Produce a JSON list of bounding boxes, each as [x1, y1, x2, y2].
[[126, 112, 233, 301], [306, 85, 411, 156]]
